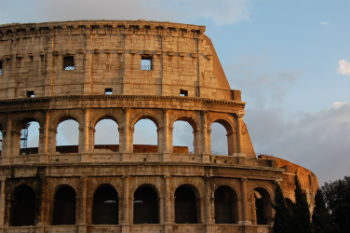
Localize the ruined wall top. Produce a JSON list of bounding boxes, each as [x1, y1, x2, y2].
[[0, 20, 239, 101]]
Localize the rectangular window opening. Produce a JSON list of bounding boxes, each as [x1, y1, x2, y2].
[[180, 89, 188, 97], [0, 61, 3, 76], [105, 88, 113, 95], [63, 56, 75, 71], [27, 91, 35, 98], [141, 56, 152, 71]]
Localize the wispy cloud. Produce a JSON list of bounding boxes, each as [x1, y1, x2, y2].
[[0, 0, 251, 26], [320, 21, 329, 25], [337, 59, 350, 75]]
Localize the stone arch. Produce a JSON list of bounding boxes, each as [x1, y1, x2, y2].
[[209, 118, 235, 155], [19, 120, 40, 154], [172, 119, 195, 153], [10, 185, 36, 226], [133, 184, 159, 224], [52, 185, 76, 225], [92, 184, 119, 224], [253, 187, 273, 225], [56, 118, 80, 153], [174, 184, 201, 224], [214, 185, 239, 223], [0, 127, 2, 154], [94, 118, 119, 152], [133, 117, 159, 152]]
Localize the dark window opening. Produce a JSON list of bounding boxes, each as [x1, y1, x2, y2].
[[92, 184, 118, 224], [180, 89, 188, 97], [105, 88, 113, 95], [214, 186, 237, 223], [254, 188, 272, 225], [133, 185, 159, 224], [0, 60, 3, 75], [63, 56, 75, 71], [175, 185, 199, 223], [52, 186, 76, 225], [27, 91, 35, 98], [141, 56, 152, 71], [10, 185, 36, 226]]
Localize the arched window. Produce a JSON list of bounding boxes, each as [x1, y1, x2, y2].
[[20, 121, 40, 154], [52, 186, 76, 225], [10, 185, 36, 226], [92, 184, 118, 224], [133, 185, 159, 224], [254, 188, 272, 225], [175, 185, 200, 223], [94, 119, 119, 152], [173, 120, 194, 153], [56, 119, 79, 153], [133, 118, 158, 152], [214, 186, 238, 223], [211, 122, 229, 155]]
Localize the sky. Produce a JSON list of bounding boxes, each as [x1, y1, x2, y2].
[[1, 0, 349, 185]]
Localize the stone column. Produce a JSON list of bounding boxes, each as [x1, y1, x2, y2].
[[0, 177, 6, 228], [39, 112, 50, 162], [163, 176, 172, 232], [79, 109, 91, 153], [235, 112, 244, 156], [200, 111, 210, 154], [204, 177, 214, 233], [162, 109, 172, 154], [240, 178, 251, 225], [0, 117, 12, 163], [78, 177, 88, 233], [120, 109, 132, 153], [122, 176, 130, 233]]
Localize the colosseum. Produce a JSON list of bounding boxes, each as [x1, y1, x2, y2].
[[0, 20, 318, 233]]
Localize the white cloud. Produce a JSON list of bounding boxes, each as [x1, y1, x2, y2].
[[244, 103, 350, 185], [320, 21, 329, 25], [337, 59, 350, 75], [0, 0, 251, 26]]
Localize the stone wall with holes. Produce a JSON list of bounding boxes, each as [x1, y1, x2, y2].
[[0, 20, 238, 100]]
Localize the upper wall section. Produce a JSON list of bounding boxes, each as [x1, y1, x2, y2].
[[0, 20, 239, 101]]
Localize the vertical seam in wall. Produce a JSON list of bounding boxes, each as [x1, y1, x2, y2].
[[159, 35, 163, 96], [50, 37, 54, 96], [196, 38, 200, 97]]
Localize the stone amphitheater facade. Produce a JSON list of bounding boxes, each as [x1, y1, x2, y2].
[[0, 20, 318, 233]]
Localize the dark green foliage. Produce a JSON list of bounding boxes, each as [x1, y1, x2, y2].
[[321, 176, 350, 233], [311, 189, 336, 233], [272, 183, 293, 233], [293, 175, 312, 233]]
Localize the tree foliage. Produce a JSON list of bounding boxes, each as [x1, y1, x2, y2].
[[321, 176, 350, 233], [293, 175, 312, 233], [272, 183, 293, 233], [312, 189, 336, 233]]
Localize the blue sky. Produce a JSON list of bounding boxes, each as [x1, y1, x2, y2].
[[1, 0, 349, 184]]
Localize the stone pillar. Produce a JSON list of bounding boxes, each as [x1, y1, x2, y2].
[[0, 177, 6, 228], [78, 177, 88, 233], [0, 117, 12, 163], [122, 176, 130, 233], [163, 176, 172, 232], [38, 178, 47, 227], [204, 178, 214, 233], [120, 109, 132, 153], [39, 112, 50, 162], [235, 112, 244, 156], [240, 178, 251, 225], [79, 109, 91, 153], [162, 109, 172, 153], [201, 111, 210, 154]]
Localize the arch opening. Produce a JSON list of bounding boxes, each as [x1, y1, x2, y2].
[[10, 185, 36, 226], [92, 184, 118, 224], [254, 188, 272, 225], [133, 185, 159, 224], [175, 185, 200, 224], [214, 186, 238, 223], [211, 122, 229, 155], [56, 119, 79, 153], [133, 118, 158, 153], [94, 118, 119, 152], [52, 186, 76, 225], [20, 121, 40, 155], [173, 120, 194, 153]]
